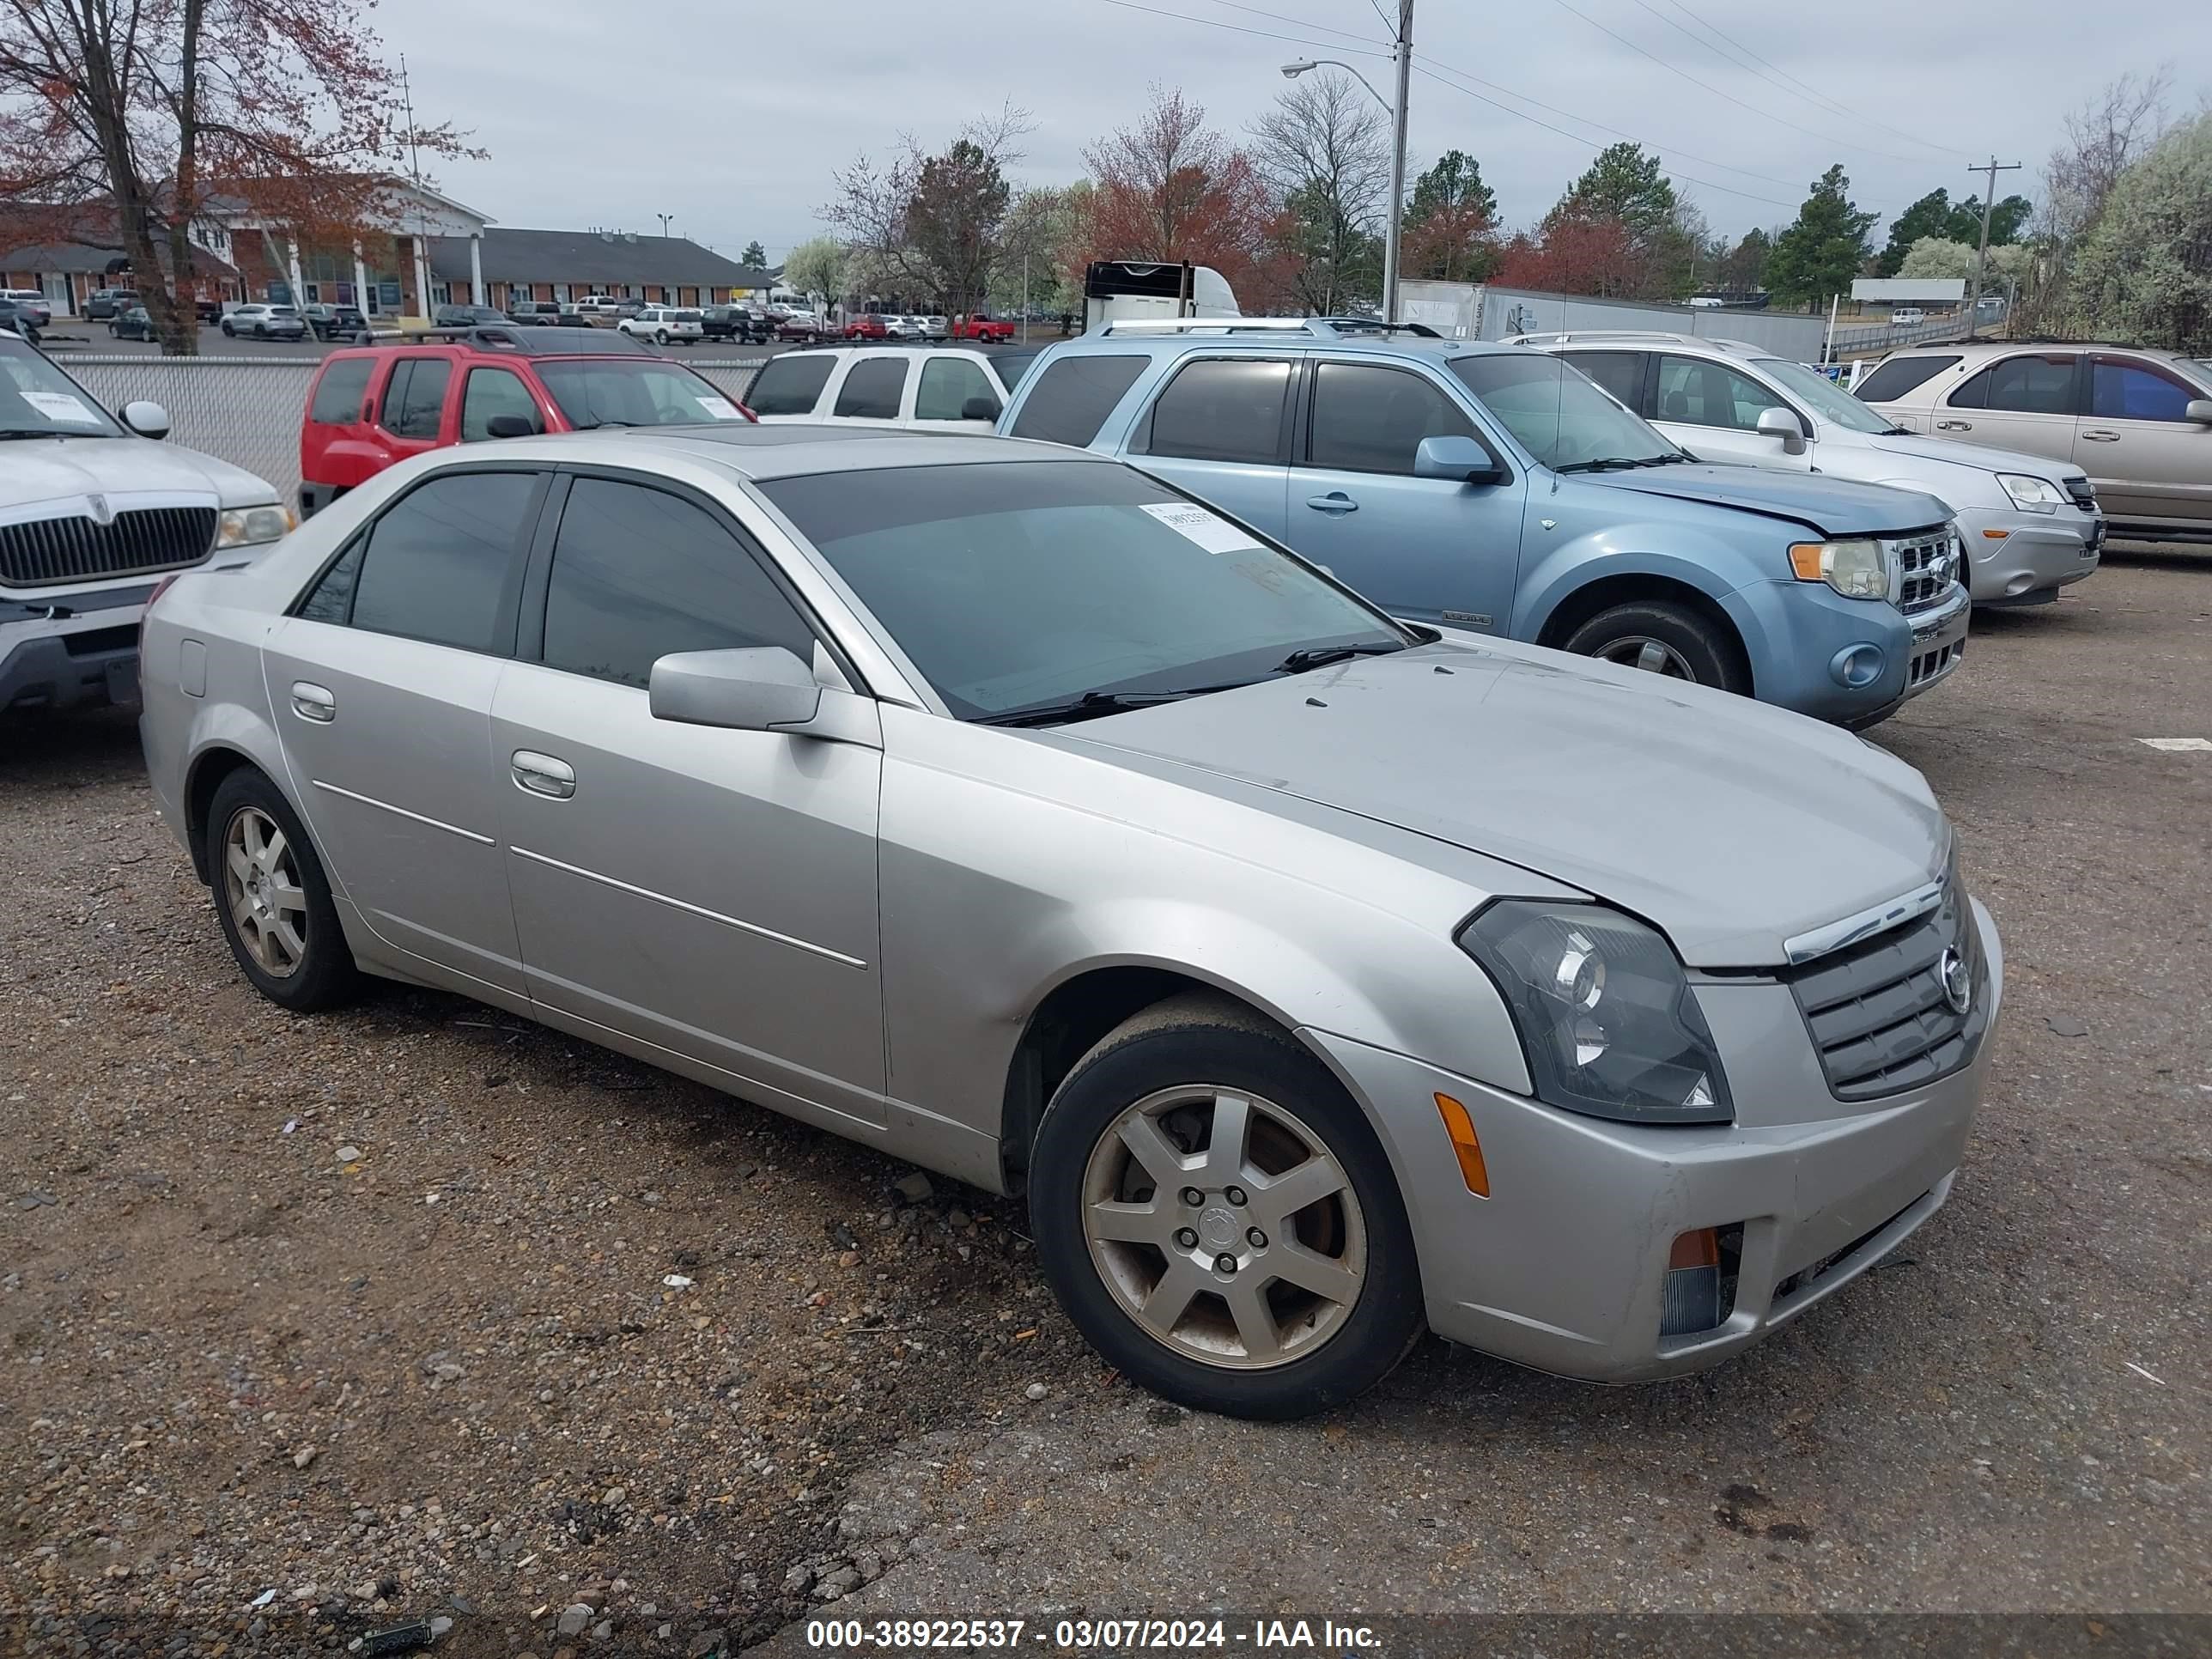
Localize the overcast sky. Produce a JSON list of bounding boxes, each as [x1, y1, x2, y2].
[[379, 0, 2209, 263]]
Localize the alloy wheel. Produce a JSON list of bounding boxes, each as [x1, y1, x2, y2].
[[222, 805, 310, 978], [1080, 1085, 1366, 1370], [1595, 635, 1697, 678]]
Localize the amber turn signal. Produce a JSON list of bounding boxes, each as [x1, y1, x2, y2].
[[1432, 1092, 1491, 1197]]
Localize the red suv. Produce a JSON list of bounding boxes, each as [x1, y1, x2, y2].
[[843, 313, 890, 340], [297, 325, 756, 517]]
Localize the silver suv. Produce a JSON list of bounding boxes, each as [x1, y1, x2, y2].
[[139, 426, 2002, 1419], [1522, 331, 2105, 606], [1856, 342, 2212, 546]]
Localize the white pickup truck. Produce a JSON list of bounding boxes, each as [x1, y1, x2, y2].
[[1, 331, 290, 713]]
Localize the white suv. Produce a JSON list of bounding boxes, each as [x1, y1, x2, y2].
[[1521, 331, 2105, 608], [619, 307, 704, 346], [743, 346, 1012, 430]]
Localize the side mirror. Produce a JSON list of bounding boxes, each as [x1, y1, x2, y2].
[[122, 400, 171, 439], [961, 395, 1001, 422], [1756, 407, 1806, 449], [2185, 398, 2212, 425], [1413, 434, 1504, 486], [649, 646, 820, 732], [485, 413, 538, 439]]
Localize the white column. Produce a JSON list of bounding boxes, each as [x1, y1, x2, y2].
[[411, 237, 432, 318], [285, 239, 307, 307], [469, 233, 483, 304], [352, 240, 370, 312]]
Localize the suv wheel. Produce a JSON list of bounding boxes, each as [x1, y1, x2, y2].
[[1562, 600, 1750, 695], [655, 329, 670, 345], [220, 321, 234, 336], [1029, 994, 1424, 1419], [206, 769, 360, 1012]]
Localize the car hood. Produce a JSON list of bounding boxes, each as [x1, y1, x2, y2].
[[1062, 637, 1948, 968], [0, 435, 278, 514], [1582, 463, 1954, 537], [1858, 428, 2088, 483]]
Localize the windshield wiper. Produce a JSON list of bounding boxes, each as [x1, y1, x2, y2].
[[1276, 641, 1407, 673], [976, 689, 1206, 728], [1884, 425, 1916, 437], [0, 428, 70, 440], [1638, 453, 1694, 465], [1553, 457, 1646, 473]]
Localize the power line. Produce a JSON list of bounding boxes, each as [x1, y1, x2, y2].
[[1413, 65, 1803, 212], [1651, 0, 1977, 161], [1188, 0, 1382, 47], [1534, 0, 1935, 167], [1092, 0, 1390, 57], [1364, 0, 1392, 33]]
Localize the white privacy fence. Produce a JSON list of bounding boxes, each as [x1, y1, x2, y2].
[[51, 355, 771, 503]]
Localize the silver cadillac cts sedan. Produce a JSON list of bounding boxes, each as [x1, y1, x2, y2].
[[140, 426, 2003, 1419]]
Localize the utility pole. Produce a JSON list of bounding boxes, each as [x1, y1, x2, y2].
[[1966, 155, 2021, 323], [1383, 0, 1413, 325]]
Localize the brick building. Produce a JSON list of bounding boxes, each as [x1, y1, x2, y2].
[[425, 228, 779, 310]]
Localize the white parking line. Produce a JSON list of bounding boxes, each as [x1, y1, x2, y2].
[[2136, 738, 2212, 751]]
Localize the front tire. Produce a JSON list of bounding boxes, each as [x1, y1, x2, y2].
[[1560, 599, 1750, 695], [655, 329, 670, 344], [1029, 995, 1424, 1419], [206, 769, 360, 1012]]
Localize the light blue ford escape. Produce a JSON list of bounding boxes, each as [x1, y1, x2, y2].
[[997, 320, 1971, 726]]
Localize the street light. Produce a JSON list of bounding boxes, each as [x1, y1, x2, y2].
[[656, 213, 674, 238], [1282, 33, 1411, 323]]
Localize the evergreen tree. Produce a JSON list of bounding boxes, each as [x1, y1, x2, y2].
[[1766, 166, 1878, 307]]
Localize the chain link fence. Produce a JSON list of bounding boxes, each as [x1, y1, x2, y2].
[[52, 355, 771, 504]]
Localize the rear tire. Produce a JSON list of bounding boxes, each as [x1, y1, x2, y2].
[[206, 769, 360, 1013], [1029, 994, 1424, 1419], [1560, 599, 1750, 695]]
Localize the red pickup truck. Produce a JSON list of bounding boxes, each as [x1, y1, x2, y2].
[[951, 313, 1015, 343]]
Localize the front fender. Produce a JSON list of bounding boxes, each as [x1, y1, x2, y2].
[[1511, 527, 1751, 641]]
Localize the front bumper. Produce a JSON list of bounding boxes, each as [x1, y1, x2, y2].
[[1723, 579, 1968, 725], [1954, 504, 2102, 605], [1, 584, 157, 712], [1305, 896, 2002, 1383]]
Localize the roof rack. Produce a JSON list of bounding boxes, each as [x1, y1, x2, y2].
[[1096, 316, 1443, 339], [351, 324, 656, 355], [1503, 330, 1764, 352]]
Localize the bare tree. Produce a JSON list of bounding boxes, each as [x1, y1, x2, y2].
[[824, 104, 1032, 314], [2021, 68, 2172, 331], [1247, 70, 1389, 313]]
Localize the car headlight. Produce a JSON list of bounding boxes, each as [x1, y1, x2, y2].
[[1787, 537, 1887, 600], [1996, 473, 2063, 514], [216, 504, 295, 548], [1459, 901, 1732, 1126]]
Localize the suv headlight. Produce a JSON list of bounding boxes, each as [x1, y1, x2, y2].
[[1996, 473, 2063, 514], [1459, 902, 1732, 1125], [1787, 537, 1887, 599], [216, 504, 295, 548]]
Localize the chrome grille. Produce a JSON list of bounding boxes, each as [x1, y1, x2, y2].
[[1888, 528, 1958, 615], [1784, 881, 1987, 1100], [0, 507, 217, 587]]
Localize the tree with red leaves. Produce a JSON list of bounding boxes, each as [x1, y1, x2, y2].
[[1492, 217, 1640, 296], [0, 0, 473, 352], [1072, 86, 1280, 304]]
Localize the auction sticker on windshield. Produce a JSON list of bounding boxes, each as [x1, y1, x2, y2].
[[1139, 501, 1262, 555], [696, 395, 745, 421], [22, 391, 101, 424]]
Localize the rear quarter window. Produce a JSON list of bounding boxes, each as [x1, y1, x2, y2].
[[1854, 355, 1961, 404], [308, 358, 375, 424], [1008, 356, 1151, 447]]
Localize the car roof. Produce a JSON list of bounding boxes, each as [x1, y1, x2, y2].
[[1887, 339, 2189, 365], [451, 424, 1102, 483], [1056, 325, 1520, 368], [325, 325, 660, 361], [1513, 330, 1774, 361]]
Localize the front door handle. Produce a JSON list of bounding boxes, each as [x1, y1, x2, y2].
[[511, 750, 575, 799], [1305, 491, 1358, 514], [289, 681, 336, 722], [1935, 420, 1972, 432], [2080, 429, 2120, 442]]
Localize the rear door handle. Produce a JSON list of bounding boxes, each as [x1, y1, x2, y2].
[[511, 750, 575, 799], [1305, 492, 1358, 514], [2080, 429, 2120, 442], [1935, 420, 1972, 432], [289, 681, 336, 722]]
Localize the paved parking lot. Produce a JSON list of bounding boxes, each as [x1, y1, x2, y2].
[[3, 552, 2208, 1655]]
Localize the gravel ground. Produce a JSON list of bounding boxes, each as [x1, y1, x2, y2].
[[3, 552, 2209, 1658]]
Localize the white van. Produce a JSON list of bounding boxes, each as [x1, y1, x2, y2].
[[1892, 307, 1927, 327]]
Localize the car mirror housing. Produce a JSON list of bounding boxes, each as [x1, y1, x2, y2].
[[649, 647, 821, 733], [122, 400, 171, 439], [484, 414, 538, 439], [962, 396, 1002, 422], [1414, 434, 1504, 487], [1756, 407, 1803, 441], [2185, 398, 2212, 425]]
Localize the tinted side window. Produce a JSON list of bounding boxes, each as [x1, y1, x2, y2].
[[295, 537, 365, 623], [308, 358, 374, 425], [1307, 362, 1475, 476], [381, 358, 451, 438], [541, 478, 815, 689], [1144, 360, 1291, 464], [460, 368, 541, 441], [1561, 351, 1644, 412], [1972, 356, 2075, 415], [1854, 355, 1960, 404], [2090, 360, 2195, 422], [915, 356, 1000, 422], [835, 357, 908, 420], [349, 471, 538, 652], [744, 354, 835, 416], [1009, 356, 1149, 447], [1655, 356, 1789, 431]]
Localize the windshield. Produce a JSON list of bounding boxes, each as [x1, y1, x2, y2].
[[760, 460, 1407, 722], [0, 337, 125, 436], [1753, 357, 1896, 434], [534, 360, 750, 428], [1449, 353, 1679, 469]]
